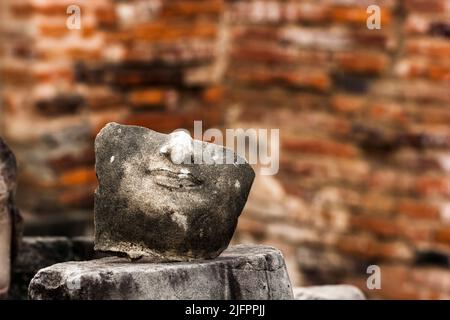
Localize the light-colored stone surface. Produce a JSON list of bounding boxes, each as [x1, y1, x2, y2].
[[29, 245, 293, 300], [294, 285, 366, 300]]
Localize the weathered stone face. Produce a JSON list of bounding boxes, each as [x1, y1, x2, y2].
[[94, 123, 255, 261], [0, 138, 22, 298]]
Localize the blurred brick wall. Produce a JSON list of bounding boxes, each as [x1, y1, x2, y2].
[[1, 0, 450, 299], [227, 0, 450, 299], [0, 0, 226, 227]]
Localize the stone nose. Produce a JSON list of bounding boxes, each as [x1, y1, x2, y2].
[[159, 130, 194, 165]]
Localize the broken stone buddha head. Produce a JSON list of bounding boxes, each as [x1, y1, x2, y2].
[[94, 123, 255, 261]]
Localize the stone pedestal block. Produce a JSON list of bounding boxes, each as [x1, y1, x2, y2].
[[28, 245, 293, 300]]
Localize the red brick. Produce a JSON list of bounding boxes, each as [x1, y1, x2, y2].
[[397, 200, 440, 220], [330, 94, 366, 114], [395, 58, 450, 81], [283, 137, 359, 158], [280, 70, 331, 91], [428, 63, 450, 81], [123, 109, 221, 134], [161, 0, 224, 17], [403, 0, 449, 13], [31, 64, 73, 83], [234, 27, 280, 43], [202, 86, 224, 104], [130, 21, 218, 41], [406, 38, 450, 59], [375, 265, 438, 299], [231, 45, 298, 64], [349, 214, 431, 243], [331, 6, 392, 26], [83, 87, 124, 111], [231, 67, 331, 91], [399, 220, 432, 243], [128, 89, 165, 107], [335, 50, 389, 75], [95, 6, 117, 28], [0, 61, 33, 86], [350, 215, 399, 238], [38, 19, 95, 38], [282, 157, 369, 187], [351, 29, 397, 50], [368, 101, 409, 124], [415, 176, 450, 197], [435, 227, 450, 244]]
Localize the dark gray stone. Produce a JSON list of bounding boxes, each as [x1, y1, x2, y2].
[[0, 138, 22, 298], [293, 285, 366, 300], [10, 236, 109, 299], [28, 245, 293, 300], [94, 123, 255, 261], [72, 236, 109, 261]]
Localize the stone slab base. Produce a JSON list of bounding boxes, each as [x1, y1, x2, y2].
[[28, 245, 293, 300]]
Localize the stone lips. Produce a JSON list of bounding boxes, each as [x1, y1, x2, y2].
[[28, 245, 293, 300], [94, 123, 255, 261], [0, 138, 22, 298]]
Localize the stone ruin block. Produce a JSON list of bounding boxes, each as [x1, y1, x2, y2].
[[29, 245, 294, 300]]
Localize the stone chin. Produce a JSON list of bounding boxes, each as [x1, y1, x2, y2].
[[94, 123, 255, 261]]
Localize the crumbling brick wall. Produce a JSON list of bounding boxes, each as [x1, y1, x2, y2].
[[0, 0, 226, 222], [1, 0, 449, 299], [227, 0, 450, 299]]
